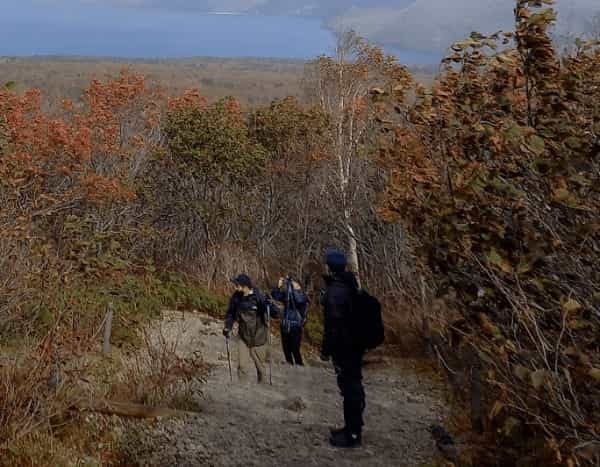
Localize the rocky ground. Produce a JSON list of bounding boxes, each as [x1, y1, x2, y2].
[[120, 311, 449, 467]]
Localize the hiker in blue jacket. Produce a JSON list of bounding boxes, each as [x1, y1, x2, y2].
[[271, 276, 308, 366]]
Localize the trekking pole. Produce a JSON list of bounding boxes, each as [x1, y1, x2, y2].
[[225, 336, 233, 382], [267, 302, 273, 385]]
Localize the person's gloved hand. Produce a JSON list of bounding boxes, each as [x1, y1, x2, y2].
[[223, 328, 231, 338]]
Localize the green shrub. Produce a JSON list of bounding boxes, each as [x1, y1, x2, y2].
[[303, 305, 324, 347], [7, 273, 226, 347]]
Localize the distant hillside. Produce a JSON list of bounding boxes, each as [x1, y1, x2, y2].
[[0, 56, 435, 108], [0, 56, 306, 107]]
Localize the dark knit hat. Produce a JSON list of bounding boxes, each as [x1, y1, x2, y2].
[[325, 248, 347, 272], [231, 274, 253, 288]]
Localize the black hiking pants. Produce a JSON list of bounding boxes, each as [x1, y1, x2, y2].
[[281, 326, 304, 365], [333, 349, 365, 434]]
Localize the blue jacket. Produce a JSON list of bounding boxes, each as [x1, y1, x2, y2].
[[271, 283, 308, 333]]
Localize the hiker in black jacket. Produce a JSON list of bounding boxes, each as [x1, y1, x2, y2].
[[320, 249, 365, 448], [223, 274, 276, 383], [271, 276, 308, 366]]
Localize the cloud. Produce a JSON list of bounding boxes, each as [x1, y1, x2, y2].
[[332, 0, 600, 53]]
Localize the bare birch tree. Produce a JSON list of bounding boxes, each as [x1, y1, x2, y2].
[[305, 30, 412, 283]]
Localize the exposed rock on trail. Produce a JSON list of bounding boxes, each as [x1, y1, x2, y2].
[[123, 311, 448, 467]]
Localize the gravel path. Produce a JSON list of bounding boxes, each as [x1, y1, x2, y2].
[[125, 311, 448, 467]]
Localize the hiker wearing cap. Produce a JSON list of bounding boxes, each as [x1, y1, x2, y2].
[[320, 248, 364, 448], [223, 274, 275, 383]]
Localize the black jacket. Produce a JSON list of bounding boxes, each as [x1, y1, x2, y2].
[[320, 271, 359, 358], [224, 289, 276, 347]]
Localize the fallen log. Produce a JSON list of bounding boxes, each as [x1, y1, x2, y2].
[[72, 399, 199, 419]]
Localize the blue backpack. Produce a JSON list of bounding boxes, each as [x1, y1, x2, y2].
[[281, 283, 308, 333]]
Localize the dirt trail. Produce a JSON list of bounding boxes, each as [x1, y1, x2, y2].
[[126, 311, 448, 467]]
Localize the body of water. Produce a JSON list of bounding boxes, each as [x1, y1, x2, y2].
[[1, 4, 438, 64]]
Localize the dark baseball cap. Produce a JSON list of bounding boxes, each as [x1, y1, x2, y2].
[[231, 274, 253, 288]]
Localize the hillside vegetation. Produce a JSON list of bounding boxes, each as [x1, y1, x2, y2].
[[0, 56, 307, 107], [0, 56, 436, 108]]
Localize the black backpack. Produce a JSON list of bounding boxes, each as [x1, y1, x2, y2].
[[350, 289, 385, 351]]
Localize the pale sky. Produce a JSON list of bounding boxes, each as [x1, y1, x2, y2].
[[2, 0, 598, 58]]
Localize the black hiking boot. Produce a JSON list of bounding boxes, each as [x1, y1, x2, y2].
[[329, 426, 346, 436], [329, 429, 362, 448]]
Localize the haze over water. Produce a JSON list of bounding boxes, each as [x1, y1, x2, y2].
[[1, 3, 439, 64]]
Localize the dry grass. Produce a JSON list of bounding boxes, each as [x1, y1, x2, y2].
[[0, 337, 82, 466], [0, 344, 66, 445], [119, 323, 208, 411], [0, 329, 206, 465], [383, 302, 429, 357], [0, 305, 210, 465]]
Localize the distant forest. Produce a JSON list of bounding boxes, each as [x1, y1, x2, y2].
[[0, 56, 436, 107]]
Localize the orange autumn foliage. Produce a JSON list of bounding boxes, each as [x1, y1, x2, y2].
[[0, 71, 166, 214], [379, 2, 600, 465]]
